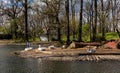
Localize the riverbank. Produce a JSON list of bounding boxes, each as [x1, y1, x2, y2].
[[0, 40, 52, 45], [0, 40, 26, 45], [0, 40, 14, 45], [14, 48, 120, 61]]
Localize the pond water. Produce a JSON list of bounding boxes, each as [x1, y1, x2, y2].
[[0, 45, 120, 73]]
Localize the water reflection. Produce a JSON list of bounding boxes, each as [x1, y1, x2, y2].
[[37, 59, 120, 73], [0, 45, 120, 73], [37, 59, 75, 73]]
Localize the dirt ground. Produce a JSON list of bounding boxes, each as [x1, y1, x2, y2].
[[0, 40, 15, 45], [14, 47, 120, 61]]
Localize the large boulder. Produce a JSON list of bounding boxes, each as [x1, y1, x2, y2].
[[67, 42, 85, 49]]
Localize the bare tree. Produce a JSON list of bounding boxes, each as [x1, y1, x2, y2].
[[65, 0, 70, 43], [70, 0, 77, 40], [91, 0, 97, 42], [24, 0, 28, 42], [78, 0, 83, 42], [0, 0, 23, 39]]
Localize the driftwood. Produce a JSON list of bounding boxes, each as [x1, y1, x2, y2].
[[68, 42, 101, 49]]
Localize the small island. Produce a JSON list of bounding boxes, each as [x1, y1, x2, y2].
[[14, 40, 120, 61]]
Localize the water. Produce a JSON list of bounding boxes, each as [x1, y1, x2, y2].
[[0, 45, 120, 73]]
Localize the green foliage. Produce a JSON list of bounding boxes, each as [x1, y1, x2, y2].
[[0, 27, 4, 33], [105, 32, 119, 40], [61, 35, 67, 42], [82, 24, 90, 42], [81, 32, 119, 42]]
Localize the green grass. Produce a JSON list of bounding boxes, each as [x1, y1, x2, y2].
[[23, 32, 119, 43], [82, 32, 119, 42]]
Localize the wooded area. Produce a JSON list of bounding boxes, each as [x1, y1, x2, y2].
[[0, 0, 120, 43]]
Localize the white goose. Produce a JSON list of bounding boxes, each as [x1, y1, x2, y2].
[[48, 45, 56, 50], [25, 47, 32, 51], [38, 45, 46, 51], [87, 47, 96, 53]]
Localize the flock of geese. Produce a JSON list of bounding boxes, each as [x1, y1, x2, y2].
[[25, 44, 56, 51], [25, 43, 96, 53]]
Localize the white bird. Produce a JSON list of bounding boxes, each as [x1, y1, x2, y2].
[[25, 47, 32, 51], [87, 48, 96, 53], [48, 45, 56, 50], [38, 45, 46, 51], [62, 45, 67, 49]]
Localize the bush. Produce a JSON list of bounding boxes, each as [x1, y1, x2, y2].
[[105, 32, 119, 40]]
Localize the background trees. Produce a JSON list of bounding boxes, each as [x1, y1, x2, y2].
[[0, 0, 120, 43], [0, 0, 23, 39]]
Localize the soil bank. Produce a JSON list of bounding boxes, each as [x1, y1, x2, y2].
[[14, 48, 120, 61]]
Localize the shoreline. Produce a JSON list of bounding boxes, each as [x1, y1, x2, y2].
[[14, 48, 120, 61], [2, 40, 120, 61], [39, 55, 120, 61]]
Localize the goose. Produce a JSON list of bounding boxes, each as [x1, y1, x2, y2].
[[48, 45, 56, 50], [87, 46, 96, 53], [62, 45, 67, 49], [25, 47, 32, 51], [38, 45, 46, 51], [88, 49, 96, 53], [87, 48, 96, 53]]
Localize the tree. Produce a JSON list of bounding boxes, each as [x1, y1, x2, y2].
[[40, 0, 64, 42], [98, 0, 111, 40], [92, 0, 97, 42], [111, 0, 120, 32], [78, 0, 83, 42], [25, 0, 28, 42], [70, 0, 77, 40], [66, 0, 70, 44], [0, 0, 22, 39]]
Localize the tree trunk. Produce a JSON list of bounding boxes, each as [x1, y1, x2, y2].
[[71, 0, 76, 41], [14, 19, 17, 40], [78, 0, 83, 42], [66, 0, 70, 44], [47, 29, 50, 41], [101, 0, 105, 40], [92, 0, 97, 42], [25, 0, 28, 42], [56, 14, 61, 42]]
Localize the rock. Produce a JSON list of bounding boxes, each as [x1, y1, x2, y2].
[[68, 42, 83, 49], [68, 42, 75, 49]]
